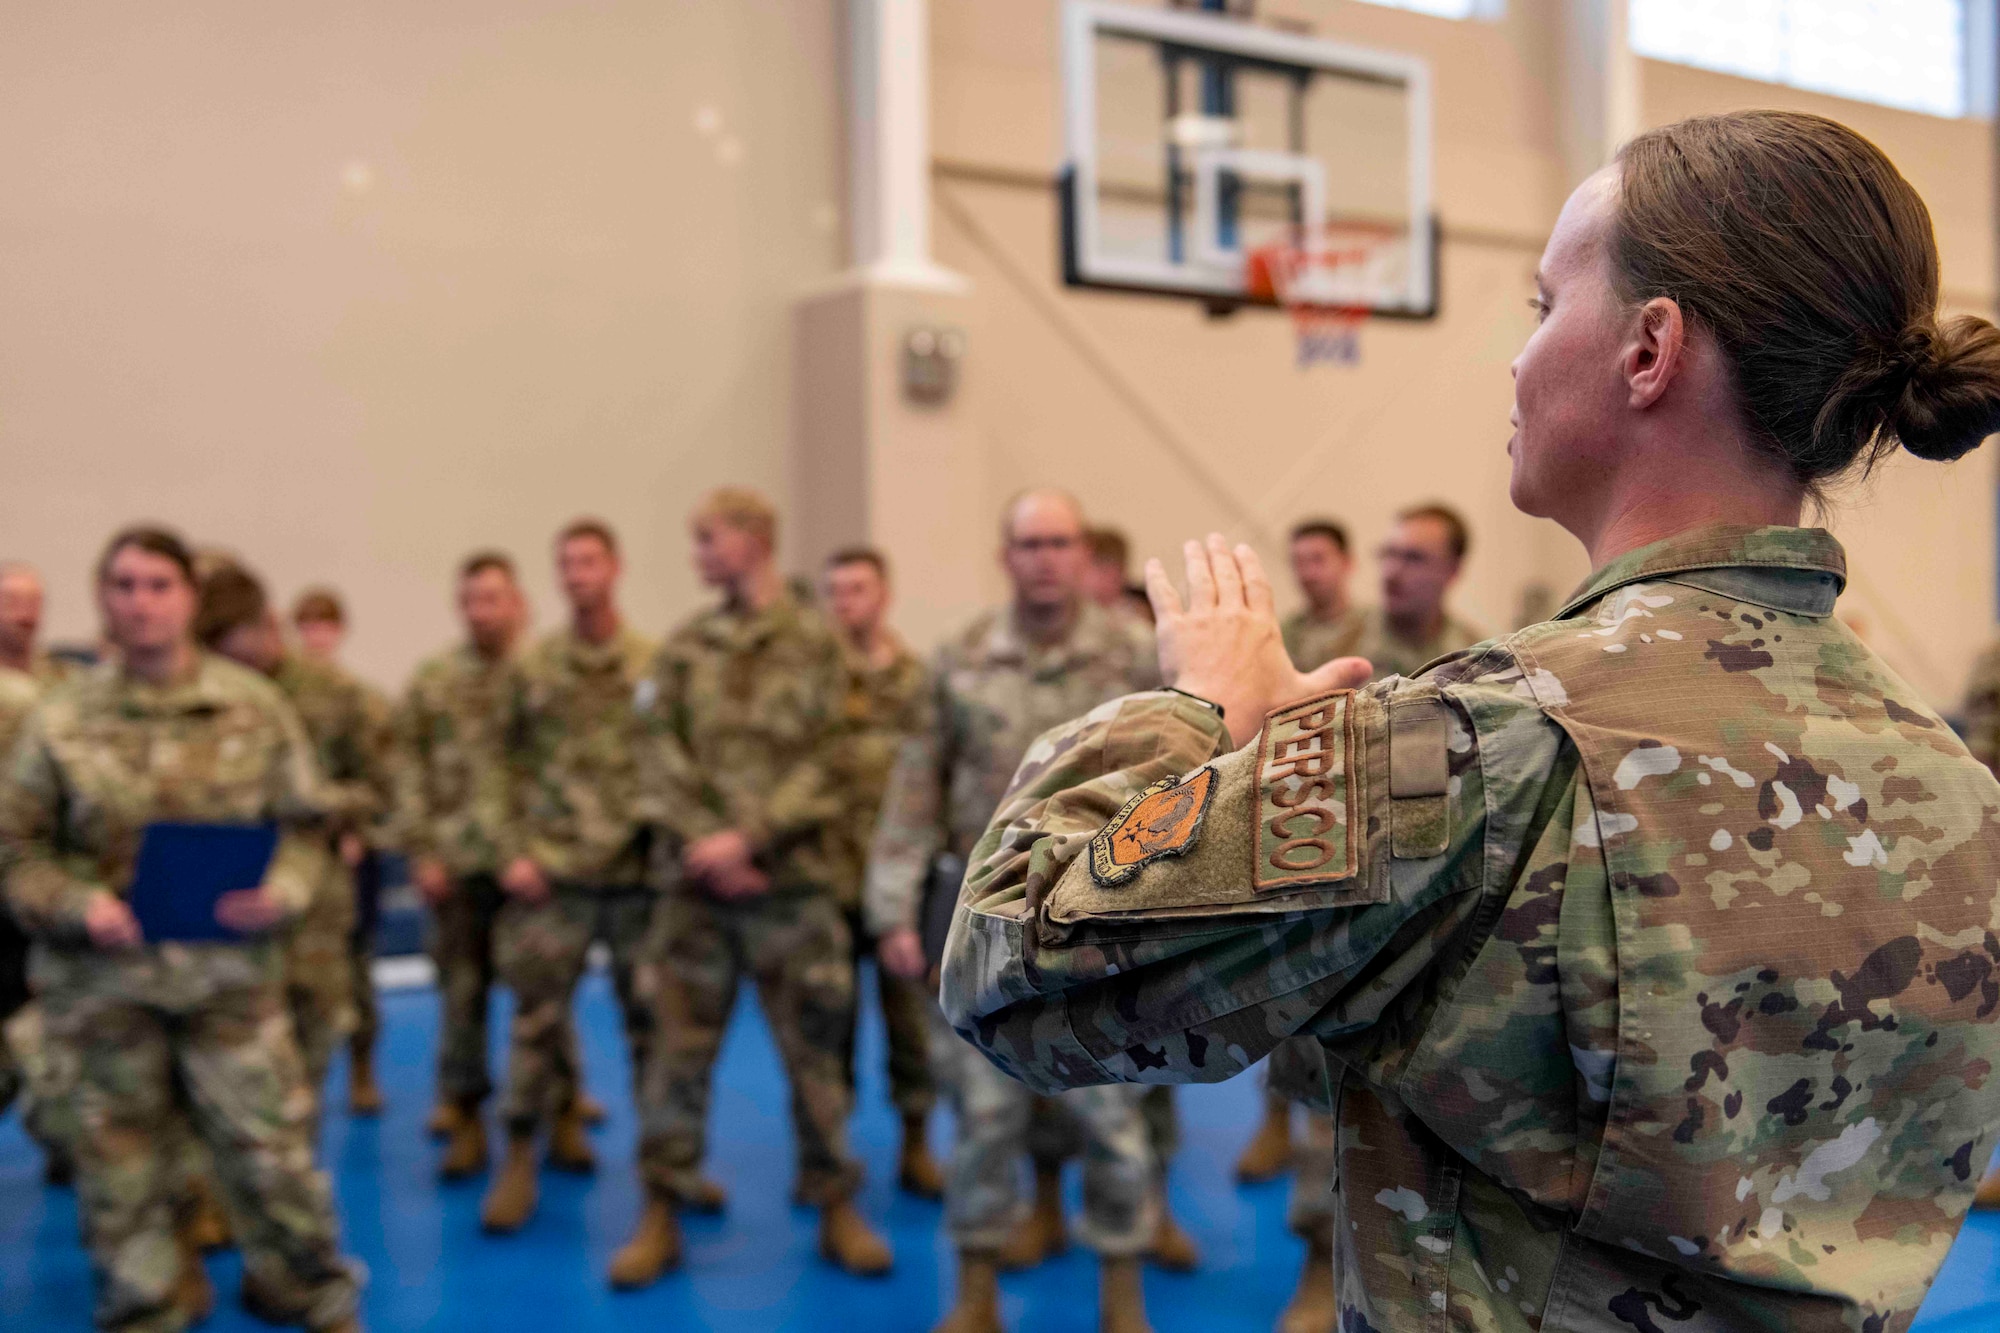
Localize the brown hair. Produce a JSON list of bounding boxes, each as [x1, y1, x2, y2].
[[291, 586, 344, 627], [1612, 110, 2000, 484], [1288, 519, 1349, 555], [556, 517, 619, 556], [195, 564, 269, 646], [96, 525, 196, 586], [694, 488, 777, 551], [1396, 503, 1469, 562], [459, 550, 517, 582], [825, 546, 888, 578], [1085, 527, 1129, 568]]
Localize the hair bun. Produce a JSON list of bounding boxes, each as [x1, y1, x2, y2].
[[1888, 314, 2000, 462]]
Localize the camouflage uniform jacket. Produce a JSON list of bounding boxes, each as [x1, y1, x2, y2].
[[943, 526, 2000, 1332], [1961, 642, 2000, 776], [1281, 605, 1365, 672], [824, 635, 929, 913], [637, 590, 846, 895], [0, 668, 40, 762], [864, 600, 1157, 939], [0, 653, 326, 989], [507, 624, 657, 886], [272, 655, 393, 836], [394, 643, 518, 877]]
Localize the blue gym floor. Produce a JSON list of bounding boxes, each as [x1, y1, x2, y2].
[[5, 968, 2000, 1332]]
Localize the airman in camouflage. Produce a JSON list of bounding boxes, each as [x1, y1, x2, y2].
[[1277, 519, 1362, 685], [949, 530, 2000, 1333], [393, 551, 546, 1176], [0, 528, 361, 1333], [819, 547, 943, 1199], [868, 490, 1164, 1333], [483, 520, 657, 1235], [288, 585, 395, 1118], [611, 487, 890, 1289], [197, 567, 396, 1118]]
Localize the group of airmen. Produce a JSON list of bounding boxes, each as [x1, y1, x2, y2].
[[0, 487, 1480, 1333]]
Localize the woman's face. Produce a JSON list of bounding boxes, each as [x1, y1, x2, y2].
[[1509, 170, 1635, 530], [99, 547, 196, 656]]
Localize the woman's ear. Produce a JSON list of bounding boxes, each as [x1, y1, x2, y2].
[[1625, 296, 1687, 410]]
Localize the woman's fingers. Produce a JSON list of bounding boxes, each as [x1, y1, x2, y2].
[[1236, 542, 1275, 617], [1205, 533, 1244, 609], [1144, 557, 1183, 620], [1182, 539, 1217, 611]]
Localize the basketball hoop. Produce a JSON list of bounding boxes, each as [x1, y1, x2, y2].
[[1246, 235, 1388, 368]]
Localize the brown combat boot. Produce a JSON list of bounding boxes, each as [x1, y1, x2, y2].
[[932, 1251, 1004, 1333], [573, 1090, 608, 1126], [1146, 1184, 1200, 1272], [184, 1174, 233, 1253], [607, 1195, 684, 1289], [1278, 1231, 1336, 1333], [1098, 1256, 1152, 1333], [546, 1107, 597, 1174], [996, 1165, 1067, 1270], [346, 1042, 384, 1117], [439, 1107, 489, 1180], [898, 1112, 945, 1200], [172, 1217, 214, 1324], [480, 1133, 540, 1233], [1234, 1090, 1294, 1183], [427, 1100, 466, 1139], [1975, 1166, 2000, 1209], [818, 1197, 894, 1276]]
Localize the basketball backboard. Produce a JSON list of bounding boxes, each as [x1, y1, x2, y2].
[[1059, 1, 1437, 319]]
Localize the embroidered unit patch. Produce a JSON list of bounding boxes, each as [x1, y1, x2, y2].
[[1088, 768, 1219, 887], [1254, 690, 1358, 890]]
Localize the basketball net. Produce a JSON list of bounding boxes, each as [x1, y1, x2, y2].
[[1245, 238, 1385, 368]]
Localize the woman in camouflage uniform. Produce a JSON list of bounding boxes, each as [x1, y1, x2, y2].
[[943, 112, 2000, 1333], [0, 527, 362, 1333]]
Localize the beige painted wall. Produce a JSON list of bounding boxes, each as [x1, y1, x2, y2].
[[0, 0, 844, 685], [1, 0, 1991, 705]]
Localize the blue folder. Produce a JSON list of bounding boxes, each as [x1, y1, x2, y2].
[[126, 822, 279, 943]]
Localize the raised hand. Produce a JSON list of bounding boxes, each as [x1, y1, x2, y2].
[[1146, 532, 1372, 748]]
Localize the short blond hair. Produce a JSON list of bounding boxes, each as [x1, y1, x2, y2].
[[694, 487, 777, 552]]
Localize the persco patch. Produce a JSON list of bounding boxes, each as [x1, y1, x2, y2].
[[1088, 768, 1219, 887], [1254, 690, 1358, 890]]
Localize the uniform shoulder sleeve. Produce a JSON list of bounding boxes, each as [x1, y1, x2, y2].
[[942, 656, 1562, 1094]]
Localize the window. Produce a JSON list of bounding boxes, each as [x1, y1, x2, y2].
[[1628, 0, 1987, 119], [1349, 0, 1503, 20]]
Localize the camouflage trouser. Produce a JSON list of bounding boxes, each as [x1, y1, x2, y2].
[[1028, 1084, 1180, 1177], [495, 884, 657, 1135], [639, 890, 860, 1205], [282, 853, 358, 1107], [931, 1007, 1155, 1256], [5, 1001, 81, 1168], [1270, 1034, 1336, 1242], [427, 872, 512, 1107], [841, 909, 935, 1119], [45, 976, 360, 1333]]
